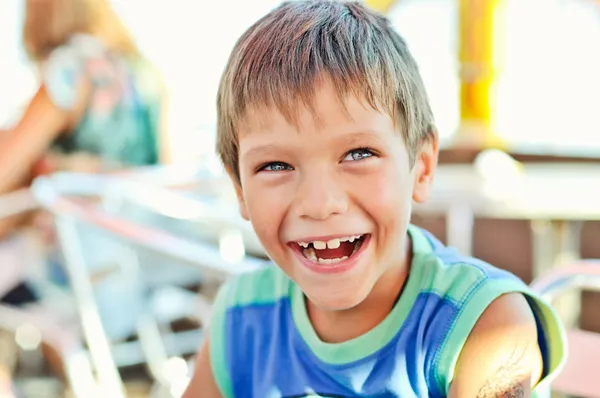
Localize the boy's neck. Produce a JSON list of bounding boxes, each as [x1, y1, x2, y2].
[[306, 234, 413, 344]]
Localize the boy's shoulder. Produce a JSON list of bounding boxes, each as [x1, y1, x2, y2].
[[213, 262, 292, 312], [408, 224, 529, 302], [408, 225, 565, 394]]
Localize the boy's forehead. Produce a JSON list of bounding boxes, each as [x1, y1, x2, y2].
[[237, 83, 393, 138]]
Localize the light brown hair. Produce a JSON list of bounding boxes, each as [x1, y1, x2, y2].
[[22, 0, 139, 62], [217, 0, 436, 183]]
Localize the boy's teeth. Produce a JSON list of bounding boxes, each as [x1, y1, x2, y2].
[[317, 256, 348, 264], [303, 247, 317, 261], [299, 234, 367, 264], [301, 247, 348, 264], [297, 235, 364, 250], [352, 240, 360, 255], [340, 235, 362, 243], [326, 238, 340, 249], [313, 241, 327, 250]]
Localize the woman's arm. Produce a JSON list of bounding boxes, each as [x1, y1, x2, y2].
[[0, 84, 80, 195], [0, 42, 94, 194]]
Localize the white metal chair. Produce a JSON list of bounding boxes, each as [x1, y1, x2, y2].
[[530, 261, 600, 398], [29, 171, 265, 396]]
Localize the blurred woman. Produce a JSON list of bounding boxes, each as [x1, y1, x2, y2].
[[0, 0, 168, 391], [0, 0, 169, 282], [4, 0, 169, 181]]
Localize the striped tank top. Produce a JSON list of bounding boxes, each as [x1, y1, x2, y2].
[[209, 225, 565, 397]]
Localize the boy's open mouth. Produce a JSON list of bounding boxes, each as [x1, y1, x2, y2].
[[294, 234, 368, 264]]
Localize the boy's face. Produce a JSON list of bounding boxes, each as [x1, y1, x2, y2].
[[231, 82, 438, 311]]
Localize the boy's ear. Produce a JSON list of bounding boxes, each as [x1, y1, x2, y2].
[[412, 131, 439, 204], [226, 167, 250, 221]]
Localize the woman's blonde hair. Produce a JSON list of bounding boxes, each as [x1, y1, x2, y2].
[[23, 0, 139, 62]]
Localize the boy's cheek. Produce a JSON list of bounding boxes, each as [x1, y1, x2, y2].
[[364, 170, 413, 211]]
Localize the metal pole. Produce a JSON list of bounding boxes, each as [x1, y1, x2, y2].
[[365, 0, 398, 14], [457, 0, 504, 149]]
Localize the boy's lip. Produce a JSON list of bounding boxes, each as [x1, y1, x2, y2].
[[289, 234, 371, 275]]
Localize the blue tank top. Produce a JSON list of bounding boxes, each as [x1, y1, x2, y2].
[[209, 225, 565, 397]]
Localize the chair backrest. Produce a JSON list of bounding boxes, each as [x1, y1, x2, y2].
[[530, 261, 600, 398], [553, 329, 600, 397]]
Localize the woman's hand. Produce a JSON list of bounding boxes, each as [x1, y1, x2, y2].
[[32, 152, 106, 176]]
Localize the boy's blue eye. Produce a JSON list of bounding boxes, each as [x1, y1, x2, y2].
[[260, 162, 293, 172], [343, 148, 374, 162]]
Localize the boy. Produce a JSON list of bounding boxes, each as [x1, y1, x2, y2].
[[184, 1, 565, 397]]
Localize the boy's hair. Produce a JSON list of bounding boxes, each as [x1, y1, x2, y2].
[[217, 0, 436, 182]]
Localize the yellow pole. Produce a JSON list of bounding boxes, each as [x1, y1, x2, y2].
[[457, 0, 504, 148], [365, 0, 397, 14]]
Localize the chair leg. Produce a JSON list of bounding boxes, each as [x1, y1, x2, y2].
[[0, 329, 18, 376], [0, 328, 18, 397]]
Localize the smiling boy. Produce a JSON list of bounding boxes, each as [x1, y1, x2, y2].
[[183, 1, 565, 397]]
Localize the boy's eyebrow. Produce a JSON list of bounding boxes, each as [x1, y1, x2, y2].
[[341, 131, 384, 146], [241, 131, 385, 160], [241, 144, 288, 161]]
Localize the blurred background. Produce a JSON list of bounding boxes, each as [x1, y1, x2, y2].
[[3, 0, 600, 159], [1, 0, 600, 397]]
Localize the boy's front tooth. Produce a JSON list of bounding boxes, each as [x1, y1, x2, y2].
[[326, 238, 340, 249], [313, 241, 326, 250]]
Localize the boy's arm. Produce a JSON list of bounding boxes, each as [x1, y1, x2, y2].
[[182, 336, 223, 398], [448, 292, 544, 398]]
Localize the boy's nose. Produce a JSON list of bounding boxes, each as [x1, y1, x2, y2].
[[294, 170, 348, 220]]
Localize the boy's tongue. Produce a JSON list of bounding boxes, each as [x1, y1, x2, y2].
[[314, 241, 355, 259]]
